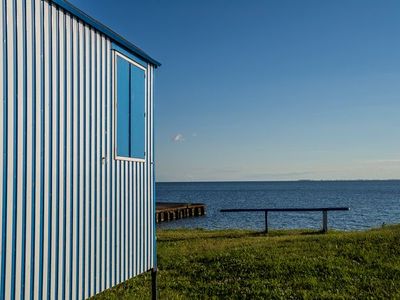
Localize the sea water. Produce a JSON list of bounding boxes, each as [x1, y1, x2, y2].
[[156, 180, 400, 231]]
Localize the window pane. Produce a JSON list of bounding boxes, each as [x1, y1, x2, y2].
[[130, 65, 145, 159], [116, 56, 130, 157]]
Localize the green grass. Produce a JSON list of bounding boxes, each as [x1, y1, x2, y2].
[[93, 225, 400, 299]]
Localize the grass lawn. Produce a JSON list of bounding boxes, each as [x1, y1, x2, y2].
[[93, 225, 400, 299]]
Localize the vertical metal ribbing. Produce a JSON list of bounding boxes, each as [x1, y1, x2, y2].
[[140, 163, 143, 275], [55, 7, 66, 299], [28, 2, 38, 298], [1, 0, 7, 297], [124, 162, 127, 279], [50, 5, 59, 300], [24, 0, 34, 298], [101, 37, 108, 290], [129, 163, 133, 278], [9, 0, 18, 299], [134, 163, 137, 277], [0, 0, 7, 299], [3, 2, 12, 299], [146, 66, 153, 268], [120, 162, 125, 281], [138, 162, 141, 276], [0, 1, 3, 298], [100, 35, 106, 293], [64, 11, 71, 300], [132, 162, 135, 276], [109, 48, 116, 286], [71, 15, 78, 300], [126, 163, 130, 277], [75, 18, 81, 300], [142, 163, 146, 274], [70, 14, 77, 300], [47, 3, 55, 298], [112, 54, 119, 285], [21, 0, 29, 298], [43, 3, 54, 299], [148, 66, 152, 271], [128, 165, 131, 280], [126, 162, 129, 279], [83, 24, 90, 300], [32, 0, 41, 297], [151, 66, 156, 271], [93, 29, 98, 295], [88, 23, 93, 299], [124, 162, 129, 280], [144, 124, 148, 272], [106, 38, 111, 291], [95, 31, 101, 294], [134, 162, 138, 276], [78, 20, 84, 300], [131, 162, 135, 277], [118, 161, 122, 282], [142, 163, 145, 274], [1, 0, 156, 297], [120, 161, 123, 280], [148, 66, 151, 268], [153, 66, 155, 269], [89, 27, 95, 297], [116, 161, 120, 284], [15, 0, 26, 299], [134, 163, 136, 276], [82, 23, 87, 299], [38, 1, 46, 298], [133, 162, 137, 276], [42, 3, 51, 299], [93, 28, 98, 296], [138, 164, 142, 274], [147, 65, 151, 270], [120, 162, 124, 281], [148, 65, 153, 270], [123, 161, 127, 280], [59, 9, 66, 300], [144, 94, 148, 272], [93, 28, 98, 295], [144, 67, 148, 270]]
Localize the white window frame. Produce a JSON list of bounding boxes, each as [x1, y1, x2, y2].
[[113, 50, 147, 162]]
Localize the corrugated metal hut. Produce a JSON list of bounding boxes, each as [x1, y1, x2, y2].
[[0, 0, 160, 299]]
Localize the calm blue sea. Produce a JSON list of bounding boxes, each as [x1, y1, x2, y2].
[[156, 180, 400, 231]]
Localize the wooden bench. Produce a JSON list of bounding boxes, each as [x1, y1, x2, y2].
[[220, 207, 350, 233]]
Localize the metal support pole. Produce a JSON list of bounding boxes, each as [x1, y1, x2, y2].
[[322, 210, 328, 233], [265, 210, 268, 234], [152, 268, 158, 300]]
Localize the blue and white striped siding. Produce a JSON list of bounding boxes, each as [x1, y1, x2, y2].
[[0, 0, 156, 299]]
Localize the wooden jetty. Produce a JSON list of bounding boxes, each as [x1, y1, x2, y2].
[[156, 202, 206, 223]]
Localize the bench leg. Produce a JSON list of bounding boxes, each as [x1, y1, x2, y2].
[[265, 211, 268, 234], [322, 211, 328, 233], [152, 268, 158, 300]]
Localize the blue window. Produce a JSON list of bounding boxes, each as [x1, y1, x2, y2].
[[116, 52, 146, 159]]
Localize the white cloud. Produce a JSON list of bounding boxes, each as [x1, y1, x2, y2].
[[172, 133, 185, 143]]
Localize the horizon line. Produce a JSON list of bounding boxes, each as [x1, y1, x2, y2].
[[156, 178, 400, 183]]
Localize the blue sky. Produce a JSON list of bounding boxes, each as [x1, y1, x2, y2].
[[70, 0, 400, 181]]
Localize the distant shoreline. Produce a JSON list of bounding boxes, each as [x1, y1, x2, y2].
[[157, 179, 400, 184]]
